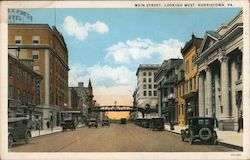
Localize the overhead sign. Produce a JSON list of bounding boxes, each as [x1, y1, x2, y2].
[[8, 9, 33, 23]]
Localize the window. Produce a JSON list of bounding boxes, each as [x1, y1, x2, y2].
[[32, 50, 39, 60], [170, 87, 174, 94], [143, 78, 146, 83], [190, 79, 192, 91], [15, 36, 22, 44], [17, 89, 21, 101], [17, 67, 20, 79], [185, 60, 189, 74], [8, 63, 13, 77], [143, 84, 146, 89], [181, 104, 184, 115], [148, 78, 152, 83], [237, 54, 242, 80], [33, 66, 40, 73], [206, 108, 208, 115], [220, 106, 223, 113], [185, 81, 188, 93], [8, 85, 13, 99], [143, 91, 147, 96], [154, 91, 157, 96], [32, 36, 40, 44], [149, 91, 152, 96], [164, 88, 168, 96], [193, 77, 196, 90], [22, 90, 26, 104], [148, 84, 152, 89], [154, 84, 157, 89], [143, 72, 146, 76], [148, 72, 152, 76]]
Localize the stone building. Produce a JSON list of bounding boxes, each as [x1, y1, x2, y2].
[[195, 11, 243, 131], [181, 34, 203, 120], [8, 24, 69, 128], [8, 54, 43, 122], [175, 63, 186, 126], [155, 59, 183, 123], [135, 64, 160, 119]]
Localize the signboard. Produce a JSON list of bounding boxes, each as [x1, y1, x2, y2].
[[8, 9, 33, 23]]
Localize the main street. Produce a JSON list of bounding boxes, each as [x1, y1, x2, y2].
[[10, 123, 237, 152]]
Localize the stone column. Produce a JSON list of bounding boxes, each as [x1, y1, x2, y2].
[[231, 60, 238, 120], [198, 72, 205, 117], [206, 67, 213, 117], [220, 55, 230, 118], [214, 72, 220, 119]]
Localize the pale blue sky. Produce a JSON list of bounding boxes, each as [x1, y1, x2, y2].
[[9, 8, 241, 105]]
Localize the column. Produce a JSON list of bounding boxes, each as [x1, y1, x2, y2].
[[198, 72, 205, 117], [231, 60, 237, 119], [206, 67, 212, 117], [220, 56, 230, 118], [214, 72, 220, 119]]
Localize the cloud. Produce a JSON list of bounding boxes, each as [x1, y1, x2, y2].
[[63, 16, 109, 41], [105, 38, 184, 64]]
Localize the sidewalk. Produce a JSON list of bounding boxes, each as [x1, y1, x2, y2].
[[164, 124, 243, 150], [31, 124, 85, 138]]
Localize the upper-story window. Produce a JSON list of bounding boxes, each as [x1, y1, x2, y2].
[[148, 78, 152, 83], [237, 54, 242, 80], [143, 78, 146, 83], [143, 72, 146, 76], [32, 50, 39, 61], [143, 84, 146, 89], [8, 63, 13, 78], [148, 72, 152, 76], [32, 36, 40, 44], [15, 36, 22, 44], [185, 60, 190, 74]]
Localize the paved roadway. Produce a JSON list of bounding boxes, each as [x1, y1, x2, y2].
[[10, 123, 237, 152]]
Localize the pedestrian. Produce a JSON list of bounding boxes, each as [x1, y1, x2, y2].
[[50, 115, 54, 131], [238, 115, 243, 133], [46, 121, 50, 129]]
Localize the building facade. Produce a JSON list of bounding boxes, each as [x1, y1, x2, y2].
[[195, 11, 243, 131], [8, 24, 69, 129], [175, 63, 186, 126], [181, 34, 203, 120], [135, 64, 160, 119], [155, 59, 183, 123], [8, 55, 43, 123]]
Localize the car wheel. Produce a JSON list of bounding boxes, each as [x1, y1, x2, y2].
[[8, 135, 14, 148], [25, 131, 31, 144]]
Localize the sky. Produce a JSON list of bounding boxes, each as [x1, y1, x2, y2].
[[10, 8, 241, 119]]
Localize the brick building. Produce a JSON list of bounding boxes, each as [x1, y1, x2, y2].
[[8, 24, 69, 128], [8, 54, 42, 121]]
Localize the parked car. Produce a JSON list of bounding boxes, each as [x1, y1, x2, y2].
[[87, 119, 98, 128], [101, 119, 110, 127], [181, 117, 218, 145], [150, 118, 164, 131], [142, 119, 151, 128], [61, 119, 76, 131], [8, 117, 32, 148], [120, 118, 127, 124]]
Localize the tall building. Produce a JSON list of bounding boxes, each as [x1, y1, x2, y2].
[[8, 54, 43, 121], [181, 34, 203, 120], [195, 11, 243, 131], [175, 63, 186, 126], [155, 59, 183, 123], [135, 64, 160, 119], [8, 24, 69, 128]]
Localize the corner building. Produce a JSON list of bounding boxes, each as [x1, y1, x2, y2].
[[8, 24, 69, 129], [195, 11, 243, 131]]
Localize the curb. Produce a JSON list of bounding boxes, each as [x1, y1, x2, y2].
[[164, 129, 243, 151]]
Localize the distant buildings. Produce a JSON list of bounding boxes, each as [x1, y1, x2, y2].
[[8, 24, 69, 128], [155, 59, 183, 123], [135, 64, 160, 119], [8, 54, 42, 120]]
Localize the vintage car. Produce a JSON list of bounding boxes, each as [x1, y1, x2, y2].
[[87, 119, 98, 128], [141, 119, 151, 128], [61, 119, 76, 131], [8, 117, 32, 148], [181, 117, 217, 145], [120, 118, 127, 124], [101, 119, 110, 127], [150, 118, 165, 131]]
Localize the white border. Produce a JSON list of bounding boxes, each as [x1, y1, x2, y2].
[[0, 1, 249, 160]]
